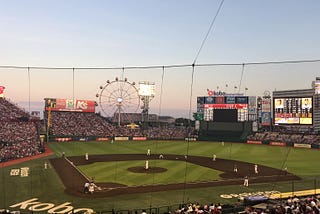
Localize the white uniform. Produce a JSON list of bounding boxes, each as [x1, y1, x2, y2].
[[234, 165, 238, 173], [89, 183, 94, 194], [213, 154, 216, 161], [244, 176, 249, 187], [147, 149, 151, 156], [254, 164, 258, 174], [85, 153, 89, 161], [145, 160, 149, 170]]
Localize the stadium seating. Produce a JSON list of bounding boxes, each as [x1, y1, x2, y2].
[[0, 98, 42, 162], [45, 111, 193, 140]]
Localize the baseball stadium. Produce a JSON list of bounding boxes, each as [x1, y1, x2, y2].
[[1, 62, 320, 214]]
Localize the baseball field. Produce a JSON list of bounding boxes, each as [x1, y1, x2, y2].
[[1, 140, 320, 213]]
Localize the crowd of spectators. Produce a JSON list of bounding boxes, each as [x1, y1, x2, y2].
[[0, 98, 42, 163], [247, 132, 320, 145], [129, 195, 320, 214], [0, 98, 29, 121], [47, 111, 115, 137], [143, 127, 192, 140], [0, 141, 40, 162], [174, 202, 235, 214], [242, 195, 320, 214], [47, 111, 193, 139]]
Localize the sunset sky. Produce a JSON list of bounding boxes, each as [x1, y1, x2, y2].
[[1, 0, 320, 118]]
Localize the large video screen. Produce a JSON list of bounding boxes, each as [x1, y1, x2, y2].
[[213, 109, 238, 122], [274, 97, 312, 125]]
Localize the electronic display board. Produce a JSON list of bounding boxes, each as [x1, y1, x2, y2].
[[199, 95, 250, 122], [274, 97, 312, 125]]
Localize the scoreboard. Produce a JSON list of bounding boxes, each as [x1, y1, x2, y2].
[[197, 95, 256, 122], [274, 97, 313, 125]]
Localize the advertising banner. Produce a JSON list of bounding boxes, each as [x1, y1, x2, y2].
[[114, 136, 129, 141], [0, 86, 5, 97], [262, 98, 271, 112], [261, 112, 271, 126], [225, 96, 235, 104], [132, 137, 147, 141], [236, 96, 248, 104], [96, 137, 110, 141], [247, 140, 262, 145], [203, 103, 247, 109], [205, 96, 215, 104], [248, 96, 256, 114], [197, 97, 205, 105], [270, 142, 286, 146], [294, 143, 311, 149], [45, 98, 95, 112]]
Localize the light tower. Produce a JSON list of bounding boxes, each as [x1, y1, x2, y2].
[[139, 81, 155, 127]]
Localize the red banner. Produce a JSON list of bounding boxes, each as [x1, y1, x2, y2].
[[270, 142, 286, 147], [247, 140, 262, 145], [0, 86, 5, 97], [45, 98, 95, 112], [204, 103, 247, 109], [132, 137, 147, 141], [55, 137, 72, 142]]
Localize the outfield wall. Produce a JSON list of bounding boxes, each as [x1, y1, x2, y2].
[[246, 140, 320, 149]]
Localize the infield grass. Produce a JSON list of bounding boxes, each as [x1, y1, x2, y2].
[[78, 160, 222, 185]]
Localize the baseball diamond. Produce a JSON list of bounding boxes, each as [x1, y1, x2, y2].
[[50, 154, 300, 198]]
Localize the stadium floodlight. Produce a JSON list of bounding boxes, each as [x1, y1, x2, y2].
[[139, 81, 155, 97], [139, 81, 155, 126]]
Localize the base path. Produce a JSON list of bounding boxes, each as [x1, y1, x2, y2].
[[50, 154, 300, 198]]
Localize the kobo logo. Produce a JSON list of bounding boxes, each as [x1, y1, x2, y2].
[[10, 198, 94, 213]]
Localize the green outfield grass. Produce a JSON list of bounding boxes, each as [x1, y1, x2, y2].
[[1, 140, 320, 212]]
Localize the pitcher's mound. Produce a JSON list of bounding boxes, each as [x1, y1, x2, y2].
[[128, 166, 167, 173]]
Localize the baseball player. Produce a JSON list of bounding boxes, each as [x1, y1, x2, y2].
[[243, 176, 249, 187], [254, 164, 258, 174]]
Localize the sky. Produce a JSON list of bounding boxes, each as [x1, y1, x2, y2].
[[0, 0, 320, 118]]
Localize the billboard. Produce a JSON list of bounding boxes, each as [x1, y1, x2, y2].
[[44, 98, 95, 112], [261, 98, 271, 126], [261, 112, 271, 126], [273, 97, 312, 125], [0, 86, 5, 98]]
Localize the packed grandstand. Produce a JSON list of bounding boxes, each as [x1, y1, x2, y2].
[[0, 97, 193, 162], [0, 98, 43, 162]]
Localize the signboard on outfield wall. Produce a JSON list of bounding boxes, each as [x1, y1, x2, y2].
[[44, 98, 95, 112]]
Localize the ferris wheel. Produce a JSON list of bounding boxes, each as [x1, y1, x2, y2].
[[96, 77, 141, 126]]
